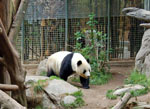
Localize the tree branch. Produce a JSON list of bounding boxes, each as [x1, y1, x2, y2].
[[9, 0, 29, 41], [112, 92, 131, 109], [0, 84, 19, 91], [0, 90, 26, 109]]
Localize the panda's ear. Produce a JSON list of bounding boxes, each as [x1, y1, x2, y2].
[[86, 59, 90, 63], [77, 60, 82, 66]]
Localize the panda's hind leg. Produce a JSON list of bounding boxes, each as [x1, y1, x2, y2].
[[47, 69, 56, 77]]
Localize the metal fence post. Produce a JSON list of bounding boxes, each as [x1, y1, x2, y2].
[[65, 0, 68, 50], [21, 20, 24, 64], [107, 0, 110, 61]]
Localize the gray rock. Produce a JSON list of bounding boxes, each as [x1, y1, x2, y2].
[[25, 76, 49, 83], [122, 7, 150, 21], [113, 84, 145, 96], [25, 76, 79, 108], [36, 59, 48, 76], [135, 29, 150, 77], [63, 95, 76, 104], [45, 79, 79, 96]]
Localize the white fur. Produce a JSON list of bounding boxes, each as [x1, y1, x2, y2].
[[71, 53, 91, 77], [47, 51, 71, 75], [47, 51, 91, 77]]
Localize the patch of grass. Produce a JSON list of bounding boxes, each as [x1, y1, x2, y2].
[[90, 73, 112, 85], [126, 69, 150, 87], [71, 73, 112, 85], [106, 70, 150, 100], [125, 70, 149, 86], [40, 71, 47, 76], [71, 90, 83, 97], [62, 90, 85, 109], [130, 88, 149, 97], [106, 90, 117, 100], [49, 76, 62, 80], [33, 79, 49, 93], [35, 105, 43, 109], [125, 69, 150, 96]]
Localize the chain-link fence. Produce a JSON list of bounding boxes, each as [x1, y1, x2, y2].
[[15, 0, 148, 63]]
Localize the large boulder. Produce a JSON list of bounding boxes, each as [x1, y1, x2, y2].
[[36, 59, 48, 76], [25, 76, 79, 108], [135, 29, 150, 77], [44, 79, 79, 96]]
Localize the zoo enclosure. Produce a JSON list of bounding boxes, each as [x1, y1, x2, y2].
[[15, 0, 150, 63]]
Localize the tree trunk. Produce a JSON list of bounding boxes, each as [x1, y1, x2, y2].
[[0, 19, 27, 106]]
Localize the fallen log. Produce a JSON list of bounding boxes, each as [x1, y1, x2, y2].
[[112, 92, 131, 109], [0, 90, 26, 109], [0, 84, 19, 91]]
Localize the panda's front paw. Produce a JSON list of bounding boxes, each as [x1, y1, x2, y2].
[[83, 86, 90, 89]]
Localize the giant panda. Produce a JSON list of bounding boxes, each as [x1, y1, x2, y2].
[[46, 51, 91, 89]]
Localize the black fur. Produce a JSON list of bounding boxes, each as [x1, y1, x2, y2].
[[47, 69, 56, 77], [59, 53, 74, 81], [80, 76, 90, 89], [47, 52, 90, 89]]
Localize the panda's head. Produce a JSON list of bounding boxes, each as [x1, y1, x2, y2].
[[72, 53, 91, 79]]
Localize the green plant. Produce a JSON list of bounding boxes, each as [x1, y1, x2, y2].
[[49, 76, 62, 80], [106, 70, 150, 100], [125, 70, 150, 86], [33, 79, 49, 94], [35, 105, 43, 109], [62, 90, 85, 109], [124, 69, 150, 97], [106, 90, 117, 100], [130, 88, 149, 97], [74, 13, 111, 85], [40, 71, 47, 76]]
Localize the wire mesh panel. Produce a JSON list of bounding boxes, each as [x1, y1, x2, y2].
[[15, 0, 147, 63]]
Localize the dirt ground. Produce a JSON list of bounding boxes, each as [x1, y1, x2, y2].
[[24, 64, 150, 109], [78, 66, 150, 109]]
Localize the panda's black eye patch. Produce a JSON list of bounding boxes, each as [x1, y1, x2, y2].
[[83, 70, 86, 74]]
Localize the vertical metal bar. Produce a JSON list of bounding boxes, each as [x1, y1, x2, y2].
[[107, 0, 110, 61], [21, 21, 24, 64], [65, 0, 68, 50]]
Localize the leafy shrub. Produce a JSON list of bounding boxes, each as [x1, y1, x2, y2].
[[74, 13, 111, 85]]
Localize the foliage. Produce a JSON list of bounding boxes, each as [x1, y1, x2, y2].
[[35, 105, 43, 109], [40, 71, 47, 76], [33, 79, 49, 94], [130, 88, 149, 97], [106, 70, 150, 100], [62, 90, 85, 109], [90, 73, 112, 85], [74, 13, 111, 85], [125, 70, 150, 88], [106, 90, 117, 100], [125, 69, 150, 96], [49, 76, 62, 80]]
